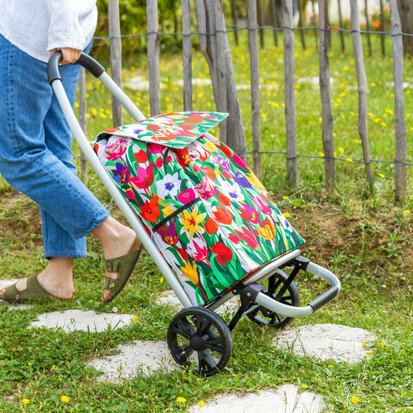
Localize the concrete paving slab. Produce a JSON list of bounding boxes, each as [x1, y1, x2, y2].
[[88, 340, 177, 382], [30, 310, 134, 333], [0, 279, 33, 310], [273, 323, 375, 363], [189, 384, 326, 413], [156, 290, 240, 316]]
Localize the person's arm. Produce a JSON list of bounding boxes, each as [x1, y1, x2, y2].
[[47, 0, 95, 64]]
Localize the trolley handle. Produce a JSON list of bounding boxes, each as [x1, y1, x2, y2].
[[47, 51, 105, 85]]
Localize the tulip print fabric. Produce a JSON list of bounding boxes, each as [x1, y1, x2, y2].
[[94, 112, 305, 306]]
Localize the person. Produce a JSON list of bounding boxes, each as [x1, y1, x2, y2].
[[0, 1, 141, 303]]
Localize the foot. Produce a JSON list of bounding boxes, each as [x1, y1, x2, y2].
[[0, 257, 74, 301]]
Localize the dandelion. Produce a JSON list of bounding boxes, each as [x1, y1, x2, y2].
[[346, 158, 353, 163], [283, 196, 289, 200], [28, 362, 32, 366], [61, 395, 70, 403], [160, 276, 164, 283], [381, 122, 387, 127], [177, 397, 187, 403], [338, 147, 344, 153], [133, 315, 138, 324], [319, 152, 324, 157], [301, 384, 308, 389], [385, 108, 393, 115], [91, 107, 97, 117], [362, 342, 367, 348], [22, 399, 30, 405], [351, 396, 360, 404], [327, 364, 333, 368], [368, 112, 373, 117], [380, 341, 386, 349], [350, 111, 355, 116], [366, 352, 373, 357], [199, 400, 206, 407], [283, 212, 291, 218], [50, 365, 56, 371], [318, 117, 322, 123], [403, 210, 411, 215], [378, 173, 385, 178]]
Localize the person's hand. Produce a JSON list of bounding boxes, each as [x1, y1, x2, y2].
[[50, 48, 81, 64]]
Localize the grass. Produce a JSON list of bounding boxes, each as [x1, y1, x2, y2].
[[0, 30, 412, 412]]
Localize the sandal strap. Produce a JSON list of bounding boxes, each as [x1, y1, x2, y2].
[[104, 277, 117, 290], [105, 259, 120, 273]]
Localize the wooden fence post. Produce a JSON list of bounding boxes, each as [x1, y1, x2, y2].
[[181, 0, 193, 111], [364, 0, 372, 57], [215, 0, 228, 143], [298, 0, 306, 50], [350, 0, 373, 190], [379, 0, 386, 56], [231, 0, 239, 46], [337, 0, 345, 52], [147, 0, 161, 116], [247, 0, 262, 180], [319, 0, 335, 188], [257, 0, 265, 49], [389, 0, 407, 204], [282, 0, 298, 188], [78, 68, 88, 184], [269, 0, 278, 47], [108, 0, 123, 126]]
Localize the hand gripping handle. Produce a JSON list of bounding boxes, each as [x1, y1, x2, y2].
[[47, 51, 105, 85]]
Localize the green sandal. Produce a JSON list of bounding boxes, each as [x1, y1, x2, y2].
[[1, 274, 72, 303], [101, 238, 142, 303]]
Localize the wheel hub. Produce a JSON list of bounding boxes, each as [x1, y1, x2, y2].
[[190, 335, 205, 351]]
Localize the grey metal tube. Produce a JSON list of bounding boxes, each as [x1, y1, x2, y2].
[[255, 292, 314, 318]]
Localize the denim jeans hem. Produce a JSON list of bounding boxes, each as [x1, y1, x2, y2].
[[72, 210, 111, 240], [44, 251, 88, 259]]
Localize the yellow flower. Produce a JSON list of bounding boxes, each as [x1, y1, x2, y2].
[[199, 400, 206, 407], [180, 209, 206, 238], [283, 212, 291, 218], [246, 172, 265, 189], [301, 384, 308, 389], [61, 395, 70, 403], [403, 209, 411, 215], [351, 396, 360, 404], [346, 158, 353, 163], [366, 352, 373, 357], [319, 152, 324, 157], [91, 107, 97, 116], [176, 397, 187, 403], [133, 315, 138, 324], [380, 341, 385, 349], [338, 147, 344, 153], [283, 196, 289, 200], [362, 342, 367, 348], [204, 141, 217, 153], [327, 364, 333, 368], [28, 362, 32, 366], [257, 219, 276, 240], [50, 365, 56, 371], [22, 399, 30, 404], [160, 276, 164, 284], [180, 261, 198, 285], [378, 173, 385, 178]]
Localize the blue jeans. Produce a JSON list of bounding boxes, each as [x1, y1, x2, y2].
[[0, 34, 110, 258]]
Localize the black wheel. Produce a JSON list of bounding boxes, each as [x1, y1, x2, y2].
[[246, 269, 300, 329], [167, 306, 233, 377]]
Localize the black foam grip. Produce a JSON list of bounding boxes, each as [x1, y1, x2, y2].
[[47, 51, 105, 85]]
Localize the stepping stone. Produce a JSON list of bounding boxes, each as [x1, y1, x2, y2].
[[88, 340, 177, 382], [0, 279, 32, 311], [273, 324, 375, 363], [189, 384, 326, 413], [156, 290, 240, 316], [30, 310, 134, 333]]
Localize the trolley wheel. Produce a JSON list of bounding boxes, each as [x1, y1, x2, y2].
[[167, 306, 233, 377], [246, 269, 300, 329]]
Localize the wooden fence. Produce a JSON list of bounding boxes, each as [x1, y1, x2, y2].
[[80, 0, 410, 204]]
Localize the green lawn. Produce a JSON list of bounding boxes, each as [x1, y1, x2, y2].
[[0, 30, 412, 412]]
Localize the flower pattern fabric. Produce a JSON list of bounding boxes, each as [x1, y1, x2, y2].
[[94, 112, 305, 306]]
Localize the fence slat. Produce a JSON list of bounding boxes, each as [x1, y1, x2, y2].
[[269, 0, 278, 47], [181, 0, 192, 111], [318, 0, 335, 187], [215, 0, 228, 143], [350, 0, 373, 190], [389, 0, 407, 203], [282, 0, 298, 188], [78, 68, 88, 184], [364, 0, 372, 56], [247, 0, 262, 180], [337, 0, 345, 52], [108, 0, 123, 126], [231, 0, 239, 46], [147, 0, 160, 116], [297, 0, 306, 50], [379, 0, 386, 56]]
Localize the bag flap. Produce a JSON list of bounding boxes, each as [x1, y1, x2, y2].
[[96, 111, 229, 149]]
